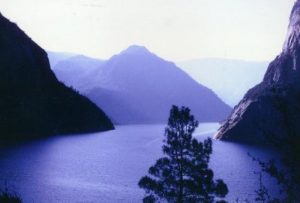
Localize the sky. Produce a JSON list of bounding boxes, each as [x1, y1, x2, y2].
[[0, 0, 296, 61]]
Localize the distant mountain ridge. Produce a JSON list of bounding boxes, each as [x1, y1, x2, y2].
[[177, 58, 268, 106], [47, 51, 76, 67], [51, 45, 232, 124], [0, 13, 114, 143], [52, 55, 105, 89]]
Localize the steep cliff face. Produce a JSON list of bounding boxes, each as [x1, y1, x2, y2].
[[215, 1, 300, 143], [0, 13, 114, 143]]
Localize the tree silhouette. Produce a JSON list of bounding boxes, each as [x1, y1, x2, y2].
[[252, 95, 300, 202], [138, 105, 228, 203]]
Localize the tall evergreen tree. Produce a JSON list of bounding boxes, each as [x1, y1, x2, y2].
[[138, 105, 228, 203]]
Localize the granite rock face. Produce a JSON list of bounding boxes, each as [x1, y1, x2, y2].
[[0, 13, 114, 143], [215, 1, 300, 143]]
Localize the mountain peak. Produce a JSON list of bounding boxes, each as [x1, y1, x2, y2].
[[121, 45, 150, 55]]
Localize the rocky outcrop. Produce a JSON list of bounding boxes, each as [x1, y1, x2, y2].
[[0, 13, 114, 143], [215, 1, 300, 144]]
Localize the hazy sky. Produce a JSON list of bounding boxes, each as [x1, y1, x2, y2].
[[0, 0, 296, 61]]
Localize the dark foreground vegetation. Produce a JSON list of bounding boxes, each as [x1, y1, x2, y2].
[[251, 103, 300, 203], [0, 189, 22, 203]]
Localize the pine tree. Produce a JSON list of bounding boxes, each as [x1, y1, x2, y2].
[[138, 105, 228, 203]]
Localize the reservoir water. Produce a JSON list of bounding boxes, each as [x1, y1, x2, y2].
[[0, 124, 278, 202]]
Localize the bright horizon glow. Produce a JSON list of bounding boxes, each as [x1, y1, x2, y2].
[[0, 0, 296, 62]]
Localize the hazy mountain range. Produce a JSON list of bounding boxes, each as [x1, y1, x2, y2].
[[50, 45, 232, 124], [53, 54, 105, 89], [47, 51, 76, 67], [177, 59, 268, 106], [50, 53, 268, 108]]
